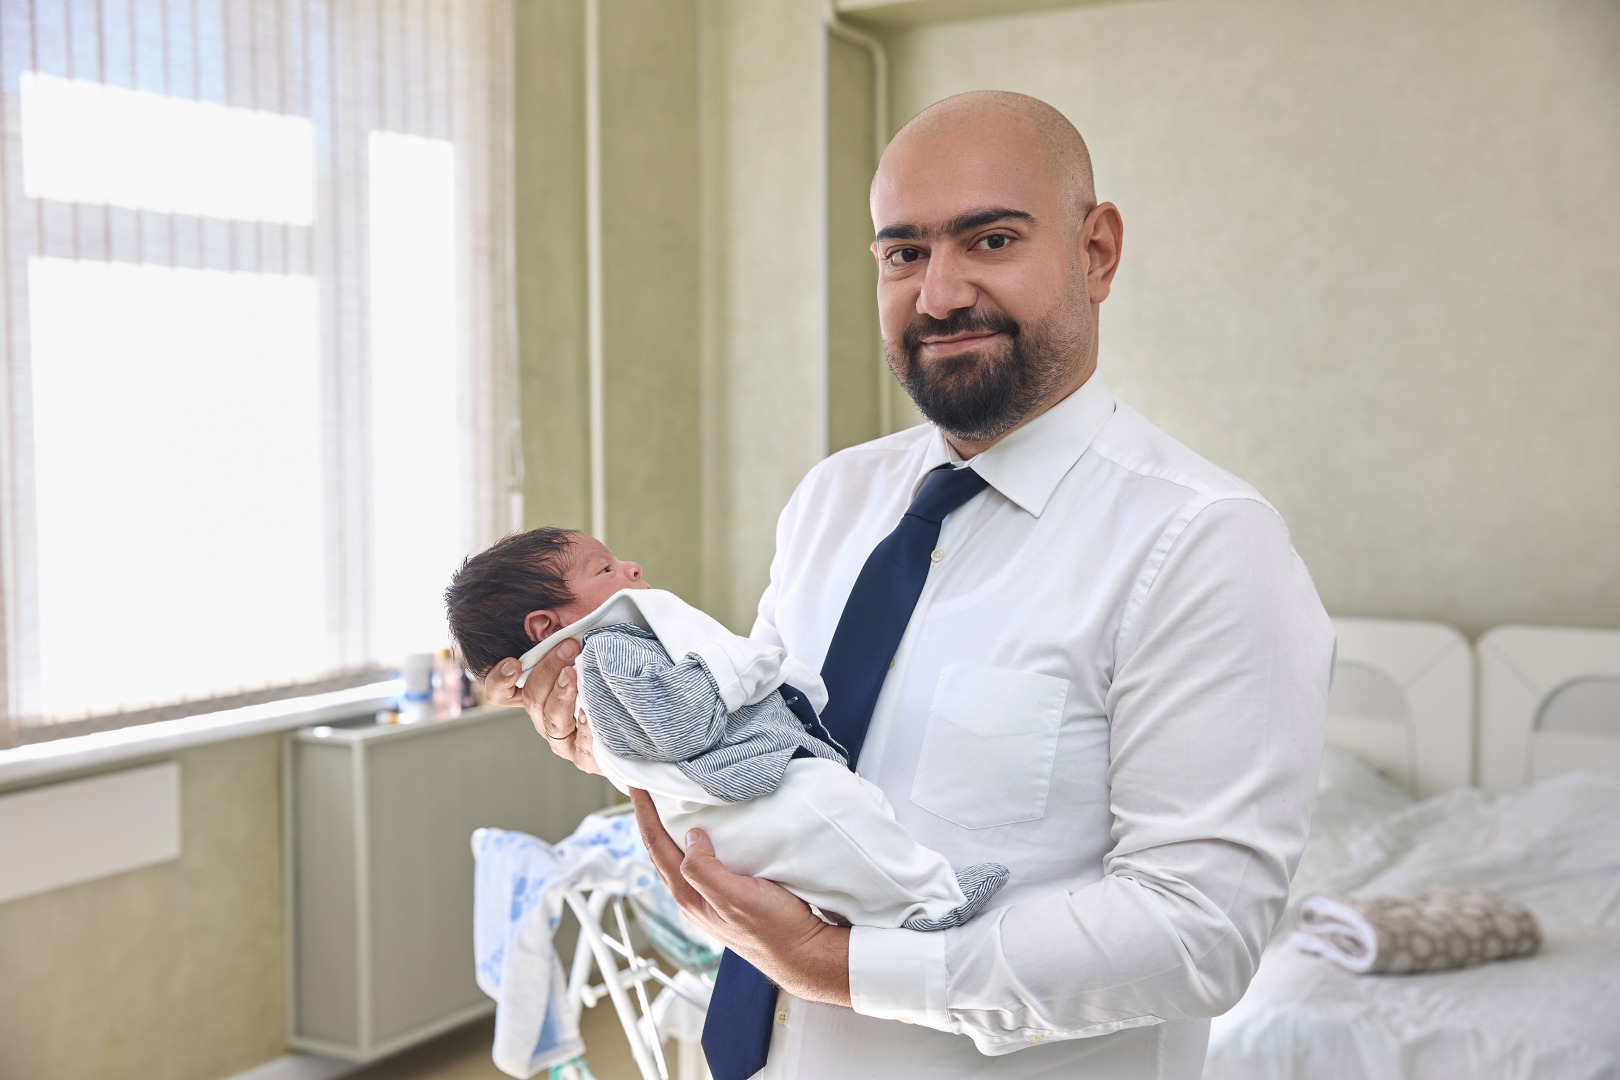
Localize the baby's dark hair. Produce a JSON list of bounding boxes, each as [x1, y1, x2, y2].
[[445, 527, 581, 678]]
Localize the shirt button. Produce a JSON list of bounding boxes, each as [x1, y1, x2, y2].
[[776, 1008, 788, 1026], [1026, 1032, 1044, 1043], [930, 549, 945, 563], [888, 657, 896, 670], [897, 1016, 914, 1024]]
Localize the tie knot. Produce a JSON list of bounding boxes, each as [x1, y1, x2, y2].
[[906, 464, 989, 524]]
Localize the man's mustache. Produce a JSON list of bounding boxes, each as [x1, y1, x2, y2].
[[901, 308, 1021, 356]]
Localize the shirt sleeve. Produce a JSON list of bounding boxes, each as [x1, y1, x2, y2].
[[750, 462, 807, 652], [578, 631, 731, 763], [848, 496, 1335, 1055]]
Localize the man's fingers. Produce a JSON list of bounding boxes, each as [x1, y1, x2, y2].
[[539, 729, 577, 762], [534, 642, 582, 738], [677, 828, 751, 919], [525, 638, 580, 700], [482, 657, 523, 706], [568, 719, 602, 776], [493, 639, 584, 744], [681, 825, 717, 861], [630, 787, 686, 874], [629, 788, 710, 912]]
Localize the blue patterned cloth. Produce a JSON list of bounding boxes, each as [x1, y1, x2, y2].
[[472, 814, 659, 1078]]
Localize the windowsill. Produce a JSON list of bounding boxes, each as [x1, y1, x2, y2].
[[0, 681, 402, 790]]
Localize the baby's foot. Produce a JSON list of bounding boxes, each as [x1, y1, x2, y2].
[[901, 862, 1010, 930]]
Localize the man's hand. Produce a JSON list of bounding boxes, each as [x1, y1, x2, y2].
[[629, 787, 851, 1008], [483, 641, 601, 775]]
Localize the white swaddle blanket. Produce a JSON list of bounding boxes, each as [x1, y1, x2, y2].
[[523, 588, 1008, 930], [516, 587, 826, 716], [1291, 888, 1542, 974]]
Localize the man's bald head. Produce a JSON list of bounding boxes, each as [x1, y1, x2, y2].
[[866, 90, 1122, 450], [880, 90, 1096, 225]]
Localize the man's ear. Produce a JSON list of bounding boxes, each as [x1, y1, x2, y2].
[[1081, 201, 1124, 305], [524, 609, 564, 643]]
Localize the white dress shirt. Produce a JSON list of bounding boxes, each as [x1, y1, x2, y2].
[[750, 371, 1334, 1079]]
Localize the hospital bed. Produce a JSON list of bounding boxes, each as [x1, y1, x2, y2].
[[1478, 624, 1620, 793], [1204, 619, 1620, 1080]]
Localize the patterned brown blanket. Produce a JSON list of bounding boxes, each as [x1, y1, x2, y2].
[[1291, 887, 1542, 973]]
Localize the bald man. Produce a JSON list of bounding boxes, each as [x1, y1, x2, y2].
[[490, 91, 1333, 1080]]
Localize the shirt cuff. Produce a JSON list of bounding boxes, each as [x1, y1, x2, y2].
[[848, 926, 952, 1034], [690, 639, 746, 713]]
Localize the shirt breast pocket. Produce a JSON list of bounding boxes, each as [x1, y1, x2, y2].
[[909, 663, 1070, 830]]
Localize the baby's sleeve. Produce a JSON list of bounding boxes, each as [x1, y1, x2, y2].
[[578, 629, 731, 763]]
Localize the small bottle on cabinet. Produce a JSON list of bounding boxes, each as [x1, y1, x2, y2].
[[432, 648, 464, 719], [399, 652, 435, 723]]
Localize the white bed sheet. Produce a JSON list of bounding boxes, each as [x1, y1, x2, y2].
[[1206, 764, 1620, 1080]]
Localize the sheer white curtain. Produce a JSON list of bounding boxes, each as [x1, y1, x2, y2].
[[0, 0, 516, 732]]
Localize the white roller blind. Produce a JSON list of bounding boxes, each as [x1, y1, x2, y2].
[[0, 0, 516, 731]]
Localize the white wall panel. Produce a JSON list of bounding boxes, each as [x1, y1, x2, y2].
[[0, 761, 180, 903]]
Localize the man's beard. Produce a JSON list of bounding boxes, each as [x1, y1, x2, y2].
[[884, 304, 1084, 443]]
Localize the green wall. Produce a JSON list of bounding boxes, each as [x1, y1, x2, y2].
[[514, 0, 593, 536], [825, 32, 885, 455], [0, 737, 285, 1080], [689, 0, 833, 630], [887, 0, 1620, 635], [514, 0, 703, 603], [599, 1, 703, 600]]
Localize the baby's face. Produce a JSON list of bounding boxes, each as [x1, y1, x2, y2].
[[555, 535, 649, 626]]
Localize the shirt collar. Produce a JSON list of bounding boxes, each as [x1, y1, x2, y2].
[[917, 371, 1116, 518]]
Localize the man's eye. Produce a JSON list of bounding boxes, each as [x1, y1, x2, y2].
[[887, 247, 921, 266], [978, 234, 1011, 251]]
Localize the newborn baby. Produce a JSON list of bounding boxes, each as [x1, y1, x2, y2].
[[446, 527, 1008, 931]]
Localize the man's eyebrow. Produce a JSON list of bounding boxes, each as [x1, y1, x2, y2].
[[874, 207, 1035, 244], [875, 222, 921, 243], [944, 207, 1034, 236]]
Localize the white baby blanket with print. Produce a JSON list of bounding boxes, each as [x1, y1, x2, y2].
[[472, 814, 658, 1078]]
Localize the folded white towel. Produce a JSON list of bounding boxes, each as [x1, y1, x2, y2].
[[1291, 887, 1541, 974]]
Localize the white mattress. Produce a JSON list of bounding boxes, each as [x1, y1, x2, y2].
[[1206, 755, 1620, 1080]]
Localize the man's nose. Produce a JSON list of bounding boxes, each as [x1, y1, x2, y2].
[[916, 248, 977, 320]]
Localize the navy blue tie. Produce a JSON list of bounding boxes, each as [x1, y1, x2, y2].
[[701, 464, 988, 1080]]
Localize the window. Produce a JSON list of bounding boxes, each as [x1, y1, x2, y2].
[[0, 1, 516, 733]]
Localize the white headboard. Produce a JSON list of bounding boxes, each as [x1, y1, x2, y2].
[[1327, 617, 1474, 797], [1477, 625, 1620, 794]]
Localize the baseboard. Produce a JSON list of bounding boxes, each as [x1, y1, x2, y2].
[[220, 1053, 360, 1080]]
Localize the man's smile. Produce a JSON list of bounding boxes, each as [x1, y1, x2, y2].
[[917, 329, 1004, 358]]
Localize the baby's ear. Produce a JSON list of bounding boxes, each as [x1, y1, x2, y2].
[[523, 609, 563, 643]]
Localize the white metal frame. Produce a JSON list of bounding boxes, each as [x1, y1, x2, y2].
[[1477, 624, 1620, 794], [1328, 617, 1474, 796], [558, 804, 712, 1080], [561, 885, 710, 1080]]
